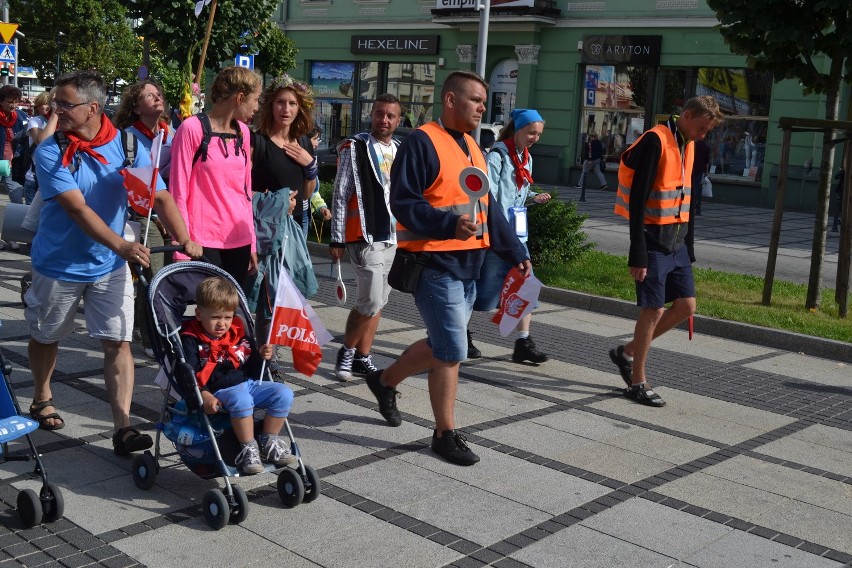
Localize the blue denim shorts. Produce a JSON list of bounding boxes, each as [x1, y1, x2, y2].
[[635, 246, 695, 308], [414, 267, 476, 362], [474, 243, 531, 312]]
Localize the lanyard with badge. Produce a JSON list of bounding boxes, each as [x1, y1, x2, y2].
[[507, 149, 529, 237]]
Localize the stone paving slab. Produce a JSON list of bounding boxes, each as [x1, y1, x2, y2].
[[2, 240, 852, 568]]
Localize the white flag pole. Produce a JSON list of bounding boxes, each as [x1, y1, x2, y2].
[[143, 135, 164, 248], [259, 234, 289, 382]]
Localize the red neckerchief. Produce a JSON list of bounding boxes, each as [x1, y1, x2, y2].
[[504, 138, 534, 190], [181, 317, 250, 387], [0, 109, 17, 128], [132, 119, 169, 144], [61, 114, 118, 167]]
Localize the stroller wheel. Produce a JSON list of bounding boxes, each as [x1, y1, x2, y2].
[[277, 467, 304, 508], [202, 488, 230, 530], [301, 464, 322, 504], [132, 452, 158, 490], [17, 488, 42, 528], [41, 483, 65, 523], [229, 485, 249, 525]]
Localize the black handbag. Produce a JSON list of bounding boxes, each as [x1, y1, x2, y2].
[[388, 249, 431, 293]]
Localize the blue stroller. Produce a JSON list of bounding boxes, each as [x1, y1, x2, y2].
[[130, 259, 320, 530], [0, 347, 65, 527]]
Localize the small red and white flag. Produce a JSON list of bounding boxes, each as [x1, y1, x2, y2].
[[121, 134, 163, 217], [268, 266, 332, 376], [492, 267, 542, 337]]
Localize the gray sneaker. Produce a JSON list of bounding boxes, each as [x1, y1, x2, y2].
[[235, 441, 264, 475], [261, 435, 298, 466]]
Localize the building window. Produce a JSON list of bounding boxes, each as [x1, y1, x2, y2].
[[579, 64, 645, 165], [310, 62, 356, 147], [697, 68, 772, 183]]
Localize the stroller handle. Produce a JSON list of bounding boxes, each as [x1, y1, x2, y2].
[[131, 245, 186, 284]]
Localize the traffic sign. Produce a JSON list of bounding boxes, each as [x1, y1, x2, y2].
[[234, 53, 254, 70], [0, 43, 15, 63], [0, 23, 19, 44]]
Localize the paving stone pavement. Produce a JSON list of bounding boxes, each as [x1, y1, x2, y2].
[[1, 229, 851, 567]]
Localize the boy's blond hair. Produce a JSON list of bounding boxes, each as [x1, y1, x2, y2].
[[196, 277, 239, 312]]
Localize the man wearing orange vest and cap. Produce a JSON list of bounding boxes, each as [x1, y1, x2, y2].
[[329, 93, 403, 381], [610, 96, 722, 407], [365, 71, 530, 466]]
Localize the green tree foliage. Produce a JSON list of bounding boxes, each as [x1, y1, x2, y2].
[[10, 0, 140, 85], [706, 1, 851, 309], [255, 22, 298, 79], [527, 191, 593, 265], [121, 0, 279, 79]]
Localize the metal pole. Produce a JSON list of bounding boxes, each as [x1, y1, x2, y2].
[[472, 0, 490, 145], [2, 2, 8, 86], [12, 36, 17, 87]]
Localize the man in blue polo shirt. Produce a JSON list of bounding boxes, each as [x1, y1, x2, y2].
[[24, 70, 201, 456]]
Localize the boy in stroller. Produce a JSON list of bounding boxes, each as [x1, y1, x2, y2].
[[180, 276, 297, 475]]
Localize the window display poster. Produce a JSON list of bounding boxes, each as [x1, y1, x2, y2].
[[584, 65, 633, 110], [628, 117, 645, 144], [311, 62, 356, 100]]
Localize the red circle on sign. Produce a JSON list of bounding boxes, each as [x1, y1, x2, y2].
[[336, 285, 345, 300], [465, 175, 483, 191]]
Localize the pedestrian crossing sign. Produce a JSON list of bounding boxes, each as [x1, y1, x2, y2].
[[0, 44, 15, 63]]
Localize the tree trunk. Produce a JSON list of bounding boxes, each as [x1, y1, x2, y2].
[[806, 71, 843, 309]]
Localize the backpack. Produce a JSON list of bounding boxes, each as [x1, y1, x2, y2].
[[54, 129, 137, 176], [191, 113, 245, 166]]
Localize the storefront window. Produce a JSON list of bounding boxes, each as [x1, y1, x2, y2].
[[697, 68, 772, 182], [579, 64, 645, 165], [385, 63, 435, 128], [310, 61, 356, 147]]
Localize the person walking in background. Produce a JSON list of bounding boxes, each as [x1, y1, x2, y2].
[[832, 167, 845, 233], [610, 96, 722, 408], [23, 90, 58, 205], [329, 94, 402, 381], [170, 66, 260, 285], [365, 71, 529, 466], [302, 126, 332, 239], [469, 108, 551, 364], [113, 80, 176, 358], [246, 74, 319, 349], [1, 85, 29, 250], [26, 70, 201, 452], [574, 132, 608, 191]]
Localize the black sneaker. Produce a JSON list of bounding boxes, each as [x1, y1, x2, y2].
[[512, 336, 548, 364], [600, 185, 609, 191], [624, 383, 666, 407], [351, 353, 378, 376], [365, 370, 401, 426], [335, 346, 356, 381], [467, 330, 482, 360], [431, 430, 480, 466], [609, 346, 633, 387]]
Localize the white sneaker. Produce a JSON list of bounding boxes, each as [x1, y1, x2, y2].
[[261, 435, 298, 466]]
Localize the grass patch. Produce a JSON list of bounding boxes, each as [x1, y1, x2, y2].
[[538, 250, 852, 343]]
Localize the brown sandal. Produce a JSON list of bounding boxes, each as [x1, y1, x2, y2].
[[29, 398, 65, 431]]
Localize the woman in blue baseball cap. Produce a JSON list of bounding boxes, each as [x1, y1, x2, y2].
[[468, 108, 551, 364]]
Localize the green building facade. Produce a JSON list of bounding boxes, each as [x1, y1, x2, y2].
[[273, 0, 850, 211]]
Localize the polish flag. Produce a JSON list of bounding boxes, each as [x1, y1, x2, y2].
[[121, 134, 163, 217], [268, 266, 332, 376], [492, 267, 542, 337]]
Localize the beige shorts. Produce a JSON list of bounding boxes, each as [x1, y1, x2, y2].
[[25, 265, 134, 343], [346, 241, 396, 317]]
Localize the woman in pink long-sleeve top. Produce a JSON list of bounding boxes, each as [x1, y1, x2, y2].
[[169, 66, 261, 285]]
